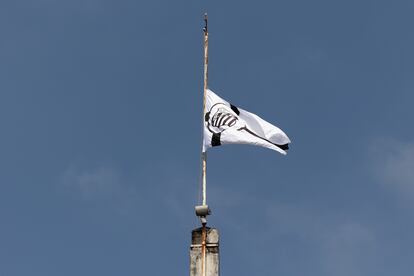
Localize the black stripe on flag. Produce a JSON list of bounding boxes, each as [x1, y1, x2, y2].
[[222, 115, 232, 125], [278, 143, 289, 150], [238, 126, 289, 152], [218, 114, 230, 126], [212, 133, 221, 147], [230, 104, 240, 115], [228, 118, 237, 126]]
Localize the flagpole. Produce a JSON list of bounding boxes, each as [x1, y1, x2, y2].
[[201, 13, 209, 276], [191, 14, 219, 276], [202, 13, 208, 207]]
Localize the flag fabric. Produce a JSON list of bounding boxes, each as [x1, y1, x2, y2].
[[203, 89, 291, 155]]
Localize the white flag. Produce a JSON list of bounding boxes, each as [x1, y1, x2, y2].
[[203, 89, 291, 155]]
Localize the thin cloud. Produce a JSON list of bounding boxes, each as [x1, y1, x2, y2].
[[59, 160, 200, 223], [267, 205, 376, 276], [60, 165, 141, 217], [322, 222, 376, 276], [61, 165, 122, 200], [370, 139, 414, 201], [209, 185, 377, 276]]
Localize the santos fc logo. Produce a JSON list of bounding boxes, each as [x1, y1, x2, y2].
[[205, 103, 241, 134]]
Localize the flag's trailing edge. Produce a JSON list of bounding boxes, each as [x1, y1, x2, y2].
[[203, 89, 291, 155]]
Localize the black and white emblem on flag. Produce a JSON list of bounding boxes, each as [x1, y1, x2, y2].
[[205, 103, 240, 147], [203, 89, 291, 155]]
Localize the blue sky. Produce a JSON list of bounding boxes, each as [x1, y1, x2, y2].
[[1, 0, 414, 275]]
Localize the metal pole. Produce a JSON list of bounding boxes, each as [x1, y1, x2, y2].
[[202, 13, 208, 207], [201, 13, 209, 276]]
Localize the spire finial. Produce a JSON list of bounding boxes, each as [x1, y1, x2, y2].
[[203, 13, 208, 34]]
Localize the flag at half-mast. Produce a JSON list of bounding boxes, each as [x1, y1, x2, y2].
[[203, 89, 291, 155]]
